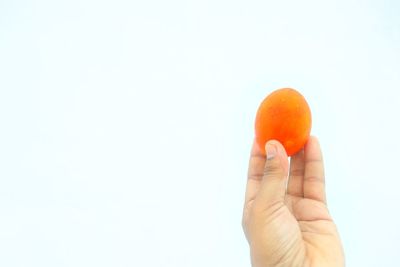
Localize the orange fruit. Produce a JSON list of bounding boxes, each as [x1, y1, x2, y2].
[[255, 88, 312, 156]]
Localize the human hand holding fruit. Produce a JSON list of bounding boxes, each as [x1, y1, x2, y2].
[[242, 88, 345, 267]]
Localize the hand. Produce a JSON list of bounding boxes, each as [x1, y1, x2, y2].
[[242, 136, 345, 267]]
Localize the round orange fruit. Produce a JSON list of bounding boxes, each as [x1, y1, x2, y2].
[[255, 88, 312, 156]]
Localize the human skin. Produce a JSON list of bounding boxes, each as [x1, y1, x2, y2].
[[242, 136, 345, 267]]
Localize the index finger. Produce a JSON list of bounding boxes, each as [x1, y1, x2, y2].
[[244, 139, 266, 206]]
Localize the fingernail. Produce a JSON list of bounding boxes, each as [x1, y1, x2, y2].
[[265, 142, 277, 160]]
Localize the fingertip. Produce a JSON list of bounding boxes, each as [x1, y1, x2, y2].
[[304, 135, 324, 165], [305, 136, 320, 152], [250, 138, 264, 157], [265, 142, 277, 160], [265, 140, 288, 158], [303, 135, 326, 203], [308, 135, 320, 146], [264, 140, 289, 172]]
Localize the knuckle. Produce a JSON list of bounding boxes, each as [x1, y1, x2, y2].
[[263, 162, 284, 177], [304, 175, 324, 184]]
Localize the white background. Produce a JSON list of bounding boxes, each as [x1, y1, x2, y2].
[[1, 0, 400, 266]]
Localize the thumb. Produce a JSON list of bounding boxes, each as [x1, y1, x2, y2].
[[256, 140, 289, 206]]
